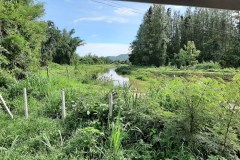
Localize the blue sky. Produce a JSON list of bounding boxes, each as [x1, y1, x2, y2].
[[39, 0, 185, 57]]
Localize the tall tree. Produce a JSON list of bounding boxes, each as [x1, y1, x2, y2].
[[130, 5, 169, 67], [129, 6, 153, 65], [150, 4, 169, 66], [131, 5, 240, 68], [53, 29, 84, 65], [41, 22, 84, 65], [0, 0, 47, 77]]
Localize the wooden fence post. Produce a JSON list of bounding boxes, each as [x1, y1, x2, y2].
[[108, 92, 113, 118], [66, 66, 70, 79], [0, 95, 13, 119], [61, 90, 66, 120], [24, 88, 29, 119], [47, 66, 49, 78]]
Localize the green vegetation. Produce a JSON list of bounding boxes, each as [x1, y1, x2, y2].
[[1, 0, 240, 159], [1, 63, 240, 159], [0, 0, 47, 78], [41, 21, 84, 66], [116, 65, 239, 81], [130, 5, 240, 68]]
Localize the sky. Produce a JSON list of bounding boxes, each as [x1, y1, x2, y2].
[[39, 0, 185, 57]]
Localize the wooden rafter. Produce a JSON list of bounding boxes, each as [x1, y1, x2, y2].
[[117, 0, 240, 10]]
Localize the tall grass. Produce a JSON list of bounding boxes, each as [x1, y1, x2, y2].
[[0, 64, 240, 159], [110, 113, 124, 160]]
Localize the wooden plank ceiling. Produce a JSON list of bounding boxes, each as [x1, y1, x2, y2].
[[118, 0, 240, 10]]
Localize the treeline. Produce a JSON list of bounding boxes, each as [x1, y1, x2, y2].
[[0, 0, 83, 78], [130, 4, 240, 68], [79, 54, 129, 65], [41, 21, 83, 66], [79, 54, 112, 64]]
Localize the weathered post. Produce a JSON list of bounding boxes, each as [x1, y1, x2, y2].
[[108, 92, 113, 118], [58, 130, 63, 146], [24, 88, 29, 119], [0, 95, 13, 119], [61, 90, 66, 120], [66, 66, 70, 79], [47, 66, 49, 78]]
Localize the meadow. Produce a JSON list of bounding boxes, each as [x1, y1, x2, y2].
[[0, 63, 240, 160]]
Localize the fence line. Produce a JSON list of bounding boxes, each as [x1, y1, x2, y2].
[[24, 88, 29, 119], [108, 93, 113, 119], [0, 66, 145, 120], [0, 95, 13, 119], [61, 90, 66, 120], [0, 87, 145, 120]]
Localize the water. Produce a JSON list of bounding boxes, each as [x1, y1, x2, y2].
[[98, 68, 129, 86]]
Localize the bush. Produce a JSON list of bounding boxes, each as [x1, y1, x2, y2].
[[193, 61, 221, 70], [9, 75, 50, 99], [64, 127, 104, 159], [135, 74, 147, 81], [0, 69, 16, 89], [115, 66, 132, 75]]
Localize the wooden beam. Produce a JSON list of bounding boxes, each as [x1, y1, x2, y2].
[[118, 0, 240, 10]]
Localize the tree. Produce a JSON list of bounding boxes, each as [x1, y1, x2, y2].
[[0, 45, 10, 69], [174, 41, 200, 67], [129, 5, 169, 67], [40, 21, 61, 65], [0, 0, 47, 78], [53, 29, 84, 65], [129, 6, 153, 65], [41, 22, 84, 65], [150, 4, 169, 66]]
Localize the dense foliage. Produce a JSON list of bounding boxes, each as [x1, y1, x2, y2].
[[1, 1, 240, 159], [0, 0, 84, 78], [130, 5, 240, 68], [0, 0, 47, 78], [0, 64, 240, 159], [41, 21, 84, 65], [79, 54, 112, 65]]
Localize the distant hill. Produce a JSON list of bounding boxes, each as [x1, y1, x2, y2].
[[107, 54, 129, 61]]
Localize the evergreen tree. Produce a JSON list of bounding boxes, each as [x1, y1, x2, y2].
[[129, 6, 153, 65], [150, 4, 168, 66], [130, 5, 240, 68], [130, 5, 169, 67]]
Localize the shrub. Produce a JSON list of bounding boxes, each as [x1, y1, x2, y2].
[[9, 75, 50, 99], [135, 74, 147, 81], [64, 127, 104, 159], [115, 66, 132, 75], [193, 61, 221, 70], [0, 69, 16, 89]]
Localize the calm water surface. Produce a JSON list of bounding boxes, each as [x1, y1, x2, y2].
[[98, 68, 129, 86]]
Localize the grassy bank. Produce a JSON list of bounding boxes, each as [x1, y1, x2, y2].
[[116, 65, 239, 85], [0, 64, 240, 159]]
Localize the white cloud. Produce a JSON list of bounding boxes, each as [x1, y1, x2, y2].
[[114, 7, 138, 16], [73, 16, 129, 24], [77, 43, 130, 57]]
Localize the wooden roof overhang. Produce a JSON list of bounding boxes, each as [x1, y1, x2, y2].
[[118, 0, 240, 10]]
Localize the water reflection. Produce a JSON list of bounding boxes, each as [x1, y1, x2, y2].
[[98, 68, 129, 86]]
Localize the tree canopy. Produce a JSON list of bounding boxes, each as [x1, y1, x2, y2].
[[0, 0, 84, 78], [130, 5, 240, 68]]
